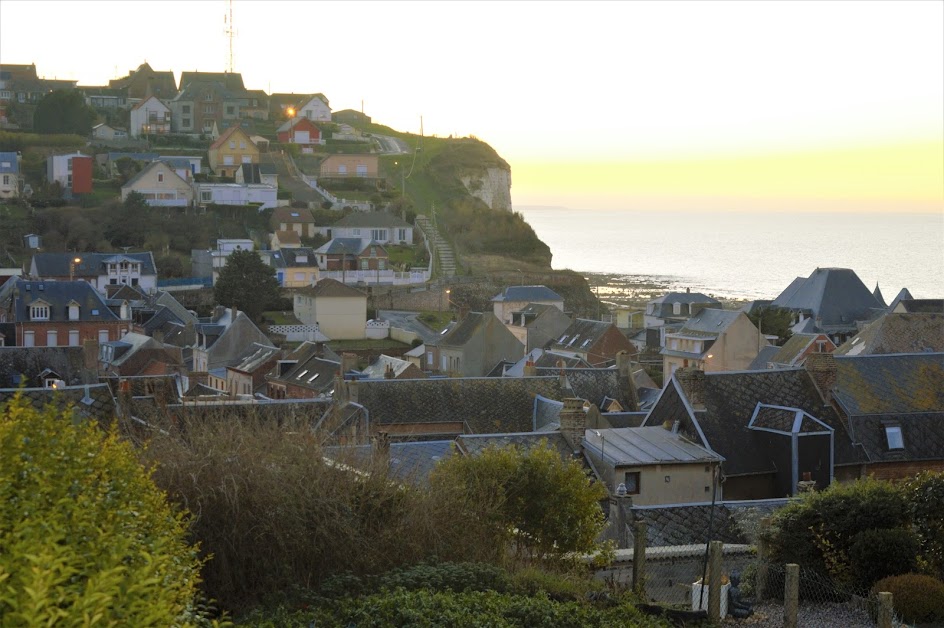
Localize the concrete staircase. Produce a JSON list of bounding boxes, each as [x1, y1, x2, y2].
[[415, 214, 457, 278]]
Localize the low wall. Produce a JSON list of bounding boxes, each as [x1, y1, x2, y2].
[[365, 319, 390, 340], [390, 326, 420, 346], [369, 285, 449, 312]]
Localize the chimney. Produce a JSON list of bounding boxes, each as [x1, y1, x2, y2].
[[805, 352, 837, 403], [559, 397, 586, 451], [384, 363, 395, 379], [83, 338, 100, 370], [340, 352, 358, 376], [523, 360, 537, 377], [675, 367, 706, 409], [615, 350, 640, 412]]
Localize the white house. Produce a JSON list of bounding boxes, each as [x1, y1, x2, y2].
[[298, 94, 331, 122], [293, 278, 367, 340], [29, 251, 158, 293], [328, 211, 414, 245], [129, 96, 171, 138], [0, 151, 20, 199], [91, 124, 128, 141], [120, 161, 193, 207], [194, 183, 278, 210]]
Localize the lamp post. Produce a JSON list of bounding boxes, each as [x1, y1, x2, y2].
[[69, 256, 81, 281]]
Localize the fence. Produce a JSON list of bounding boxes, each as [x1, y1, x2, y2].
[[156, 276, 212, 291], [318, 269, 430, 286], [267, 324, 325, 342]]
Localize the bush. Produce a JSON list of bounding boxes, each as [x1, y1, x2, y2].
[[872, 573, 944, 624], [377, 562, 510, 594], [0, 396, 208, 625], [849, 528, 919, 587], [903, 472, 944, 578]]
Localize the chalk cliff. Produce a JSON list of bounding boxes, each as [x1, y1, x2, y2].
[[460, 167, 512, 212]]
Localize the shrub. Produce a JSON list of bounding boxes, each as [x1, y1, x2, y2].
[[0, 396, 208, 625], [872, 573, 944, 624], [849, 528, 919, 587], [902, 471, 944, 578], [377, 561, 510, 594]]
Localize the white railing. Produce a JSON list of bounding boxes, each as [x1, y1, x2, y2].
[[268, 324, 323, 342], [318, 269, 430, 286], [365, 319, 390, 339]]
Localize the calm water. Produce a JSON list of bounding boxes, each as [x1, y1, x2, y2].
[[515, 207, 944, 301]]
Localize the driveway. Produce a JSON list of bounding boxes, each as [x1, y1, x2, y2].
[[378, 309, 439, 344]]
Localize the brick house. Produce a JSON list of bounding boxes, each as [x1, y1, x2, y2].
[[314, 238, 388, 271], [546, 319, 637, 367]]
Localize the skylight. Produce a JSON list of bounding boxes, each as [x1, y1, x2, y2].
[[307, 373, 320, 383], [296, 369, 309, 380], [559, 335, 568, 344], [885, 426, 904, 450]]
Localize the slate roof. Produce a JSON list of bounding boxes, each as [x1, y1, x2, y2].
[[230, 343, 281, 374], [548, 319, 616, 353], [627, 500, 790, 547], [533, 395, 563, 430], [323, 440, 455, 487], [848, 412, 944, 463], [762, 333, 825, 366], [122, 160, 189, 191], [198, 310, 274, 371], [832, 353, 944, 416], [584, 426, 722, 466], [542, 367, 629, 410], [771, 268, 885, 330], [360, 354, 416, 379], [302, 278, 366, 299], [491, 285, 563, 303], [0, 384, 119, 424], [271, 207, 315, 225], [456, 431, 573, 459], [435, 312, 488, 347], [314, 237, 376, 256], [239, 163, 262, 184], [675, 309, 741, 335], [352, 376, 566, 434], [650, 292, 721, 306], [834, 313, 944, 356], [330, 211, 412, 229], [887, 288, 915, 312], [31, 251, 157, 278], [0, 346, 98, 388], [895, 299, 944, 314], [268, 247, 316, 268], [0, 152, 19, 174], [9, 279, 120, 323], [179, 71, 245, 92], [272, 349, 340, 396], [602, 412, 649, 429]]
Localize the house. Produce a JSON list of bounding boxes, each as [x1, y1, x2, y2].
[[91, 123, 128, 141], [0, 345, 99, 387], [748, 333, 836, 369], [190, 307, 272, 374], [80, 86, 127, 110], [169, 79, 247, 135], [46, 152, 92, 196], [806, 352, 944, 481], [109, 62, 177, 102], [121, 160, 193, 207], [194, 182, 277, 209], [328, 211, 414, 245], [265, 341, 342, 399], [546, 318, 637, 367], [833, 312, 944, 355], [359, 354, 425, 380], [607, 306, 646, 330], [642, 367, 860, 500], [208, 126, 259, 177], [504, 303, 572, 352], [236, 162, 277, 187], [265, 247, 319, 288], [425, 311, 525, 377], [582, 425, 723, 505], [270, 230, 302, 249], [0, 151, 20, 198], [314, 238, 388, 271], [771, 267, 887, 343], [646, 291, 721, 328], [30, 251, 158, 293], [0, 279, 130, 347], [296, 94, 331, 122], [661, 309, 765, 376], [293, 279, 367, 340], [271, 207, 316, 238], [319, 154, 379, 179], [190, 239, 256, 285], [322, 439, 454, 488], [98, 331, 184, 377], [158, 155, 202, 177], [0, 382, 118, 424], [276, 117, 323, 145], [892, 299, 944, 314], [129, 96, 171, 138], [491, 285, 565, 325], [222, 343, 281, 396]]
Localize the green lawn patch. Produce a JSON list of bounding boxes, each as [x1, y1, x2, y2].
[[417, 311, 454, 333]]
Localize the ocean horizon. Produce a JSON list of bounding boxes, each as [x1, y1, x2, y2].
[[514, 206, 944, 302]]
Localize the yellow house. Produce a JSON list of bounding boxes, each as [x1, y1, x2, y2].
[[208, 126, 260, 177], [293, 278, 367, 340], [268, 247, 319, 289], [319, 154, 379, 178]]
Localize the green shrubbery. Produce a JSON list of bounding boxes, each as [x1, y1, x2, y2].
[[849, 528, 919, 587], [0, 396, 210, 625], [903, 471, 944, 578], [872, 573, 944, 624]]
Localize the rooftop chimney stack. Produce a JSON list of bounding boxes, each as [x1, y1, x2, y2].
[[559, 397, 587, 451]]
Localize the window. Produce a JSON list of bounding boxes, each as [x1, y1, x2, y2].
[[227, 106, 235, 115], [2, 175, 8, 185], [157, 173, 164, 183], [204, 93, 213, 101], [352, 228, 361, 236], [30, 304, 49, 320], [378, 259, 386, 270], [47, 330, 57, 346], [69, 330, 80, 346], [673, 302, 681, 315], [294, 272, 305, 281], [371, 229, 387, 241], [398, 228, 407, 242], [68, 304, 79, 320], [885, 426, 904, 450], [360, 259, 369, 270], [337, 164, 347, 175], [229, 140, 236, 149], [98, 330, 109, 343], [356, 164, 368, 177], [24, 331, 34, 347], [204, 105, 214, 114], [623, 472, 641, 495], [182, 118, 191, 128], [239, 141, 245, 149], [182, 105, 191, 114], [201, 190, 212, 202]]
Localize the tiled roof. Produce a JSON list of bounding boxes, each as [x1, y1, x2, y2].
[[353, 376, 566, 434], [303, 278, 366, 299], [9, 279, 120, 323], [273, 231, 302, 247], [552, 368, 630, 410], [849, 412, 944, 463], [209, 125, 253, 150], [491, 285, 563, 303], [771, 267, 884, 329], [832, 353, 944, 416], [31, 251, 157, 278], [122, 160, 188, 191], [330, 211, 412, 229], [271, 207, 315, 224], [0, 152, 19, 174], [0, 384, 118, 424], [323, 440, 455, 487], [834, 313, 944, 356], [584, 426, 722, 466]]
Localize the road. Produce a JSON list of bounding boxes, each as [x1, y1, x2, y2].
[[378, 309, 440, 344]]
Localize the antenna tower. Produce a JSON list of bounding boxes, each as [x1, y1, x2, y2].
[[224, 0, 235, 73]]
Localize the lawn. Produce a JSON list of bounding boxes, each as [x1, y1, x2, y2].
[[262, 311, 301, 325], [417, 311, 454, 333]]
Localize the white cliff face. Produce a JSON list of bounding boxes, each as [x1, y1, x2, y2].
[[460, 167, 512, 212]]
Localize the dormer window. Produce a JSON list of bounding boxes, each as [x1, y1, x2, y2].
[[68, 302, 80, 321], [673, 302, 682, 315], [30, 303, 50, 321], [885, 425, 904, 450]]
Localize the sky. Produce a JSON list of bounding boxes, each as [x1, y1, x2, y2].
[[1, 0, 942, 212]]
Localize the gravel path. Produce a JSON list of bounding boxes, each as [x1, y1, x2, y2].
[[721, 602, 880, 627]]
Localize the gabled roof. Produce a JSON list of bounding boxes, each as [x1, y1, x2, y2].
[[834, 313, 944, 356], [0, 383, 118, 424], [330, 211, 412, 230], [764, 333, 829, 366], [272, 351, 339, 396], [323, 440, 454, 487], [548, 319, 614, 352], [210, 125, 255, 150], [31, 251, 157, 278], [276, 116, 321, 133], [353, 376, 566, 435], [894, 299, 944, 314], [229, 343, 280, 374], [0, 152, 19, 175], [832, 353, 944, 416], [268, 247, 315, 268], [771, 268, 884, 329], [123, 160, 189, 191], [848, 412, 944, 463], [198, 310, 274, 371], [435, 311, 488, 347], [271, 206, 315, 224], [360, 354, 416, 379], [273, 230, 302, 247], [649, 291, 721, 306], [583, 426, 722, 466], [8, 280, 120, 323], [675, 309, 742, 335], [888, 288, 915, 312], [130, 95, 169, 111], [302, 278, 366, 299], [747, 345, 780, 370], [179, 71, 245, 92], [314, 237, 378, 256], [491, 285, 563, 303]]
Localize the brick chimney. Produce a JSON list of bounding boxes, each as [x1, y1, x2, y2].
[[615, 350, 640, 412], [805, 352, 837, 403], [675, 367, 706, 409], [523, 360, 537, 377], [559, 397, 586, 451], [341, 352, 358, 375]]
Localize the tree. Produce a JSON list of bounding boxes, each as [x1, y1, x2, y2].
[[430, 443, 608, 563], [0, 396, 208, 625], [214, 248, 281, 323], [33, 89, 97, 135], [747, 306, 795, 344]]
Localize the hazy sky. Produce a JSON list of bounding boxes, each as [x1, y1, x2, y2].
[[1, 0, 942, 212]]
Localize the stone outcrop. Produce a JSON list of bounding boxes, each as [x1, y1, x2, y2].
[[460, 167, 512, 212]]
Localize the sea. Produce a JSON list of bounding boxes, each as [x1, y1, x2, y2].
[[514, 207, 944, 302]]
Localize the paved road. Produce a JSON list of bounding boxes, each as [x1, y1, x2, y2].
[[378, 309, 439, 344]]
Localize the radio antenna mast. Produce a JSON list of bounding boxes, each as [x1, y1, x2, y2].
[[224, 0, 235, 73]]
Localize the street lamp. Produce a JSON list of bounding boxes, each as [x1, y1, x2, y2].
[[70, 256, 81, 281]]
